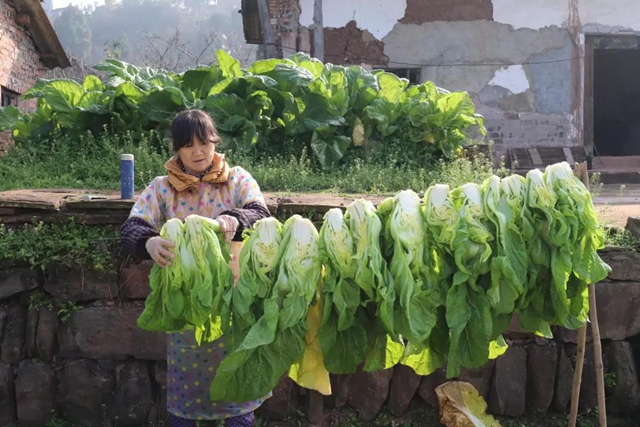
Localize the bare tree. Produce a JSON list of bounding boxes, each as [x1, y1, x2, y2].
[[43, 55, 101, 82], [140, 27, 256, 73]]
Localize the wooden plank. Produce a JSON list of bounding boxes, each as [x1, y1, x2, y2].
[[64, 199, 135, 211], [563, 147, 575, 164], [528, 148, 543, 166], [572, 147, 587, 163], [508, 148, 532, 169]]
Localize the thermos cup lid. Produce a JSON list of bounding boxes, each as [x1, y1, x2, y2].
[[121, 154, 134, 161]]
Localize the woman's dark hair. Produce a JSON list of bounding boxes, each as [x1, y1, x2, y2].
[[171, 109, 221, 151]]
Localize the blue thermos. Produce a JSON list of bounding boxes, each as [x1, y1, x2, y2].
[[121, 154, 135, 199]]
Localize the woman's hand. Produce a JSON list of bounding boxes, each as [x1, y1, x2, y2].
[[217, 215, 239, 243], [145, 236, 175, 267]]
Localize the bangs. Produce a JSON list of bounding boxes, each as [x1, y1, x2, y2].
[[171, 110, 221, 151]]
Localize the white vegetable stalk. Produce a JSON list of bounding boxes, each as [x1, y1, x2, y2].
[[252, 217, 283, 270]]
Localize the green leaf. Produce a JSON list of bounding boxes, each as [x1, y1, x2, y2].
[[205, 93, 251, 122], [82, 75, 104, 92], [297, 93, 346, 132], [401, 343, 446, 376], [94, 58, 140, 80], [346, 66, 378, 111], [249, 59, 287, 75], [181, 66, 223, 99], [0, 106, 23, 132], [23, 80, 84, 113], [363, 324, 403, 372], [217, 49, 242, 79], [437, 92, 466, 126], [115, 81, 145, 106], [210, 324, 307, 402], [311, 126, 350, 170], [140, 87, 186, 123], [288, 53, 324, 78], [259, 63, 315, 95], [318, 316, 367, 374], [376, 72, 407, 104], [445, 284, 493, 378]]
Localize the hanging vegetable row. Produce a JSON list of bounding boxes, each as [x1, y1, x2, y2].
[[136, 161, 611, 403]]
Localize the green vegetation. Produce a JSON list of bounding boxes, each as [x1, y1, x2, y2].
[[0, 129, 504, 194], [58, 302, 82, 323], [28, 291, 54, 312], [604, 227, 640, 250], [0, 52, 484, 173], [0, 219, 119, 271], [147, 164, 609, 402]]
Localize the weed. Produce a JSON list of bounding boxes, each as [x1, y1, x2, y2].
[[28, 291, 54, 312], [0, 131, 506, 195], [58, 301, 82, 323]]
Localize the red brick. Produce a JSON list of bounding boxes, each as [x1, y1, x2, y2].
[[0, 0, 44, 106]]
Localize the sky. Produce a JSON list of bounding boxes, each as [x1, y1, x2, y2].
[[51, 0, 104, 10]]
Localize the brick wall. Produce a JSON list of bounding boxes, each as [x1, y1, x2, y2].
[[267, 0, 301, 57], [0, 0, 45, 153], [0, 0, 43, 108]]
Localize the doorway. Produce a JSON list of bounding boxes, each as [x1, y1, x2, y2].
[[585, 34, 640, 169]]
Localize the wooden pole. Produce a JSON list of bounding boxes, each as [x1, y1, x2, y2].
[[589, 282, 607, 427], [578, 162, 607, 427], [568, 162, 607, 427], [312, 0, 324, 61], [568, 325, 587, 427], [257, 0, 277, 59]]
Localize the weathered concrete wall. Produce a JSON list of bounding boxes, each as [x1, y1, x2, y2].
[[272, 0, 640, 160]]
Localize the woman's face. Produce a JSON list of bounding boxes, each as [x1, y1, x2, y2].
[[177, 136, 216, 174]]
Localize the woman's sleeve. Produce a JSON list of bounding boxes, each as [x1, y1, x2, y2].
[[120, 178, 164, 260], [221, 167, 271, 241]]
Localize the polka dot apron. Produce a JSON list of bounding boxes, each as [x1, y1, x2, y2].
[[166, 242, 270, 420], [129, 167, 271, 420]]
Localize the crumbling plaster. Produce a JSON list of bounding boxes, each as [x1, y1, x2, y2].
[[293, 0, 640, 152], [299, 0, 407, 39]]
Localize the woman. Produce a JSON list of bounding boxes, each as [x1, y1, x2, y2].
[[120, 109, 271, 427]]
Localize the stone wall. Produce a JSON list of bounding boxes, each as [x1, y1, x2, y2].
[[1, 193, 640, 426]]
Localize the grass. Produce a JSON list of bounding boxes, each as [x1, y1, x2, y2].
[[0, 131, 510, 195], [604, 227, 640, 250]]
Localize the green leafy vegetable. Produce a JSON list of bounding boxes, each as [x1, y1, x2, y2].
[[0, 52, 485, 169], [136, 215, 232, 344], [210, 215, 322, 402]]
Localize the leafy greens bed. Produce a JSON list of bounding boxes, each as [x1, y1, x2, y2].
[[0, 51, 484, 170], [136, 162, 610, 402]]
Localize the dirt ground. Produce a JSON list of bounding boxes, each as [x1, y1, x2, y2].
[[597, 205, 639, 227], [593, 184, 640, 227]]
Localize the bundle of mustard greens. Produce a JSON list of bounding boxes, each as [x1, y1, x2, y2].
[[136, 162, 611, 402], [136, 215, 233, 344]]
